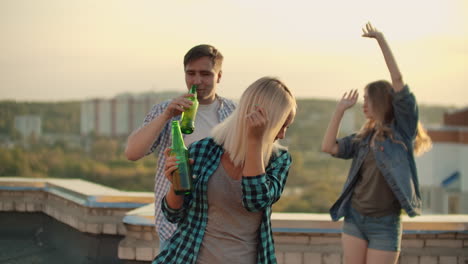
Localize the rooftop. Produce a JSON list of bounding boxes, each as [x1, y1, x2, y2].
[[1, 177, 467, 264]]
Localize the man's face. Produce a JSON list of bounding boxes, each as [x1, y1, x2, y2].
[[184, 56, 222, 105]]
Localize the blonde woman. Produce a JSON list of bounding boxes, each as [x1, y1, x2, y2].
[[153, 76, 297, 264], [322, 23, 432, 264]]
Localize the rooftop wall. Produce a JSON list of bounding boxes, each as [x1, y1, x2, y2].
[[1, 177, 467, 264]]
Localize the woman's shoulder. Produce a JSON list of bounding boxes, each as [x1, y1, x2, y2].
[[192, 137, 214, 144], [270, 149, 292, 163], [189, 137, 220, 152]]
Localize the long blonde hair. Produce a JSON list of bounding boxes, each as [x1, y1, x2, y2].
[[212, 77, 297, 166], [355, 80, 432, 156]]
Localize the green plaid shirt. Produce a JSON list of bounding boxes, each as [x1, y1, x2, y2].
[[153, 137, 292, 264]]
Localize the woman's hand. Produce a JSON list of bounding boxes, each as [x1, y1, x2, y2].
[[246, 106, 269, 141], [163, 147, 191, 209], [321, 90, 357, 155], [362, 21, 404, 92], [163, 147, 178, 183], [362, 22, 383, 39], [163, 147, 194, 183], [243, 105, 268, 176], [337, 89, 359, 112]]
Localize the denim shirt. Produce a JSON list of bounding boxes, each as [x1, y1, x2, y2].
[[329, 85, 422, 221]]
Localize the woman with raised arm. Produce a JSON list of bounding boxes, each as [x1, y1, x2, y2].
[[153, 76, 297, 264], [321, 23, 432, 264]]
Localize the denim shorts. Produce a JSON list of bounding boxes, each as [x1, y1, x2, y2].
[[342, 206, 402, 252]]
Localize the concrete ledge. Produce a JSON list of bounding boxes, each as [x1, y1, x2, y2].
[[122, 204, 468, 234], [272, 212, 468, 233], [2, 177, 467, 264], [119, 204, 468, 263], [0, 177, 154, 235], [123, 203, 156, 226]]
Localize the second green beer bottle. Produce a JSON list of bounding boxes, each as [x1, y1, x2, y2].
[[180, 85, 199, 134], [170, 120, 193, 195]]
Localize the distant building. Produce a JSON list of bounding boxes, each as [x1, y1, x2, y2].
[[417, 107, 468, 214], [14, 115, 41, 138], [80, 92, 179, 137]]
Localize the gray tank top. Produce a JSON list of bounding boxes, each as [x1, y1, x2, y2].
[[197, 164, 262, 264]]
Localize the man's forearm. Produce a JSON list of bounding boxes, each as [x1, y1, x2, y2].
[[125, 113, 171, 161]]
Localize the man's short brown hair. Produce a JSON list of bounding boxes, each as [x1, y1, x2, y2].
[[183, 44, 223, 71]]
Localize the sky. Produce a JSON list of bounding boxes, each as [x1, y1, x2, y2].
[[0, 0, 467, 107]]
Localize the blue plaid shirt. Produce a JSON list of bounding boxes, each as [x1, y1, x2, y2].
[[153, 137, 292, 264], [143, 96, 236, 241]]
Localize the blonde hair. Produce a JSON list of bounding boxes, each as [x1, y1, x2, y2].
[[212, 77, 297, 166], [414, 122, 432, 156], [356, 80, 432, 156]]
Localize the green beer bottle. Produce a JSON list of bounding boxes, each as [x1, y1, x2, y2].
[[180, 85, 199, 134], [170, 120, 193, 195]]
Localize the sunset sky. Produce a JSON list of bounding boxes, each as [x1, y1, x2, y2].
[[1, 0, 467, 107]]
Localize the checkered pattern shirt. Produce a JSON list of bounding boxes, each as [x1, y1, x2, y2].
[[142, 96, 236, 241], [153, 137, 292, 264]]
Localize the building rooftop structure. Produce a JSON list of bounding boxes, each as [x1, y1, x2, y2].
[[1, 177, 467, 264], [417, 107, 468, 215]]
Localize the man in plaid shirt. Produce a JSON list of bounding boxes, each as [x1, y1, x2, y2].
[[125, 44, 236, 250]]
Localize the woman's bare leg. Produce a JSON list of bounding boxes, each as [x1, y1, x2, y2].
[[366, 248, 400, 264], [342, 233, 368, 264]]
